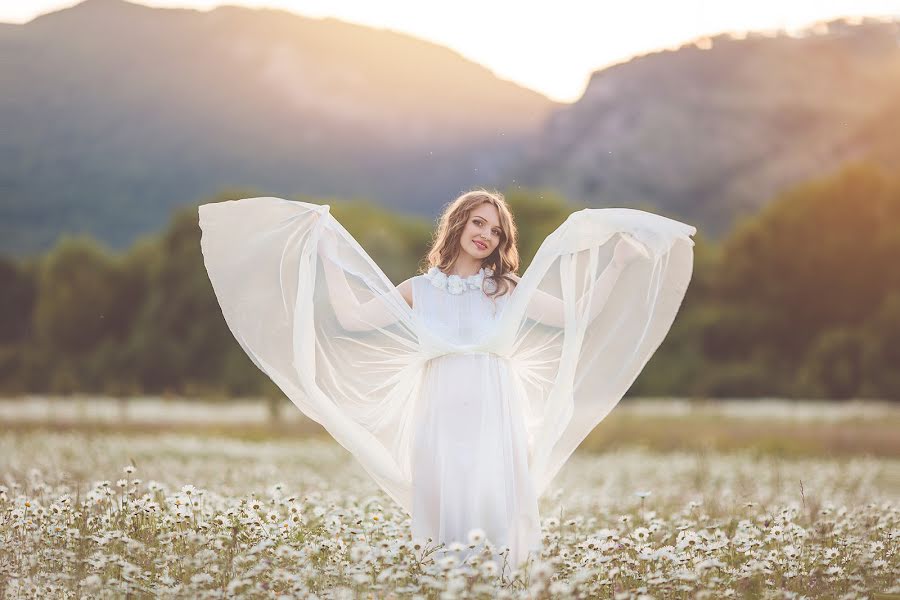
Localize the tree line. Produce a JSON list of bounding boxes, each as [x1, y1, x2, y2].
[[1, 162, 897, 401]]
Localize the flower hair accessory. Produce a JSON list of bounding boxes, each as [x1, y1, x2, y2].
[[425, 266, 496, 295]]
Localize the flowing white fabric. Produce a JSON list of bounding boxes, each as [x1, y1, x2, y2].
[[198, 196, 697, 570]]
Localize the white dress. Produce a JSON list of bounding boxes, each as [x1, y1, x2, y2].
[[197, 197, 697, 572], [410, 268, 542, 567]]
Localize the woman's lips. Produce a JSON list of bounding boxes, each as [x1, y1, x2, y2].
[[473, 240, 487, 250]]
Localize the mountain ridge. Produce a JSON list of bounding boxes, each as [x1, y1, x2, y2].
[[1, 2, 898, 255]]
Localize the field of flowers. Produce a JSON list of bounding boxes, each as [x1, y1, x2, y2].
[[1, 400, 898, 598]]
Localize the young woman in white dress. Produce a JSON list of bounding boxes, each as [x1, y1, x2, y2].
[[198, 187, 697, 574], [390, 190, 646, 570]]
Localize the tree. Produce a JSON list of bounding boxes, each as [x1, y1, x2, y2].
[[714, 162, 900, 383], [33, 236, 121, 356], [797, 327, 866, 399], [861, 291, 900, 400], [0, 257, 36, 344]]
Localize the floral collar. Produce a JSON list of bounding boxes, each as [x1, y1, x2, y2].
[[425, 266, 496, 295]]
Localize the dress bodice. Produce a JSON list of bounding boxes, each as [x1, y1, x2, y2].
[[411, 271, 510, 347]]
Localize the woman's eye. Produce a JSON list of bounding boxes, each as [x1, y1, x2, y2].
[[473, 219, 500, 236]]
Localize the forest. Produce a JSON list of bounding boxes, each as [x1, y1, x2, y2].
[[1, 161, 898, 401]]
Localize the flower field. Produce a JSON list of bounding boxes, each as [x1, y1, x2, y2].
[[1, 398, 898, 598]]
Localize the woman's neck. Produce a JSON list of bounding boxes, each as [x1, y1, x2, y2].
[[446, 256, 483, 277]]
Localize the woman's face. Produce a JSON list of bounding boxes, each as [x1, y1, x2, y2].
[[459, 202, 502, 260]]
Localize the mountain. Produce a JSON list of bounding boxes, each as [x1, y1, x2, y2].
[[505, 18, 900, 236], [0, 0, 557, 255], [2, 2, 899, 255]]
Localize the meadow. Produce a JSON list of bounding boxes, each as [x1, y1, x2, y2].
[[1, 397, 898, 599]]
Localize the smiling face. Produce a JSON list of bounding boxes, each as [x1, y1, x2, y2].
[[459, 202, 503, 261], [426, 189, 521, 291]]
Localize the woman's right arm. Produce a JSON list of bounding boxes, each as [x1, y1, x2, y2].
[[318, 229, 413, 332]]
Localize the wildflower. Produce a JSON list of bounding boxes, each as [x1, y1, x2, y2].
[[596, 528, 617, 540], [349, 544, 369, 562], [696, 557, 726, 571], [549, 581, 572, 594], [531, 561, 553, 581], [190, 572, 214, 585], [227, 579, 251, 594], [79, 574, 102, 588], [481, 561, 499, 577], [467, 528, 486, 545], [408, 538, 425, 552], [631, 527, 651, 542]]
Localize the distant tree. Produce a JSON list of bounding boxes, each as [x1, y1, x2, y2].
[[0, 257, 36, 344], [797, 327, 866, 399], [33, 236, 120, 356], [861, 291, 900, 400], [125, 204, 235, 392], [714, 162, 900, 373]]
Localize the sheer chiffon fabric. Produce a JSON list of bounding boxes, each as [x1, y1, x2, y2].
[[198, 197, 697, 572]]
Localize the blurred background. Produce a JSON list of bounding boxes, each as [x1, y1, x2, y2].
[[1, 1, 899, 453]]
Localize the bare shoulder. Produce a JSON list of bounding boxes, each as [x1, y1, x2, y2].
[[397, 277, 414, 308]]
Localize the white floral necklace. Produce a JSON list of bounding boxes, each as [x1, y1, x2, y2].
[[425, 266, 497, 295]]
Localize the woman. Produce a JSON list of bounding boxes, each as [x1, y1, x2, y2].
[[198, 188, 697, 573]]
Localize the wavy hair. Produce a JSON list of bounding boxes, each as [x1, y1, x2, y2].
[[422, 188, 519, 300]]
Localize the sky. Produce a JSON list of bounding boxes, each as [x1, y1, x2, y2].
[[5, 0, 900, 102]]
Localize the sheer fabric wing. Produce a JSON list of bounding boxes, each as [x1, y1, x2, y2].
[[494, 208, 697, 498], [199, 197, 423, 513]]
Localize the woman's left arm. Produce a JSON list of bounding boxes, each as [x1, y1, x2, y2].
[[511, 237, 642, 328]]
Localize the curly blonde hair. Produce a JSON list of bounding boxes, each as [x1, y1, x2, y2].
[[423, 188, 520, 299]]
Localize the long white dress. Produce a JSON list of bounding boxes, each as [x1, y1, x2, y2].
[[197, 197, 697, 572], [410, 268, 542, 568]]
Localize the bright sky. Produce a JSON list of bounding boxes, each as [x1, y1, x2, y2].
[[5, 0, 900, 102]]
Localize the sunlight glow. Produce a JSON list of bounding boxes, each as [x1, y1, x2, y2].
[[5, 0, 900, 102]]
